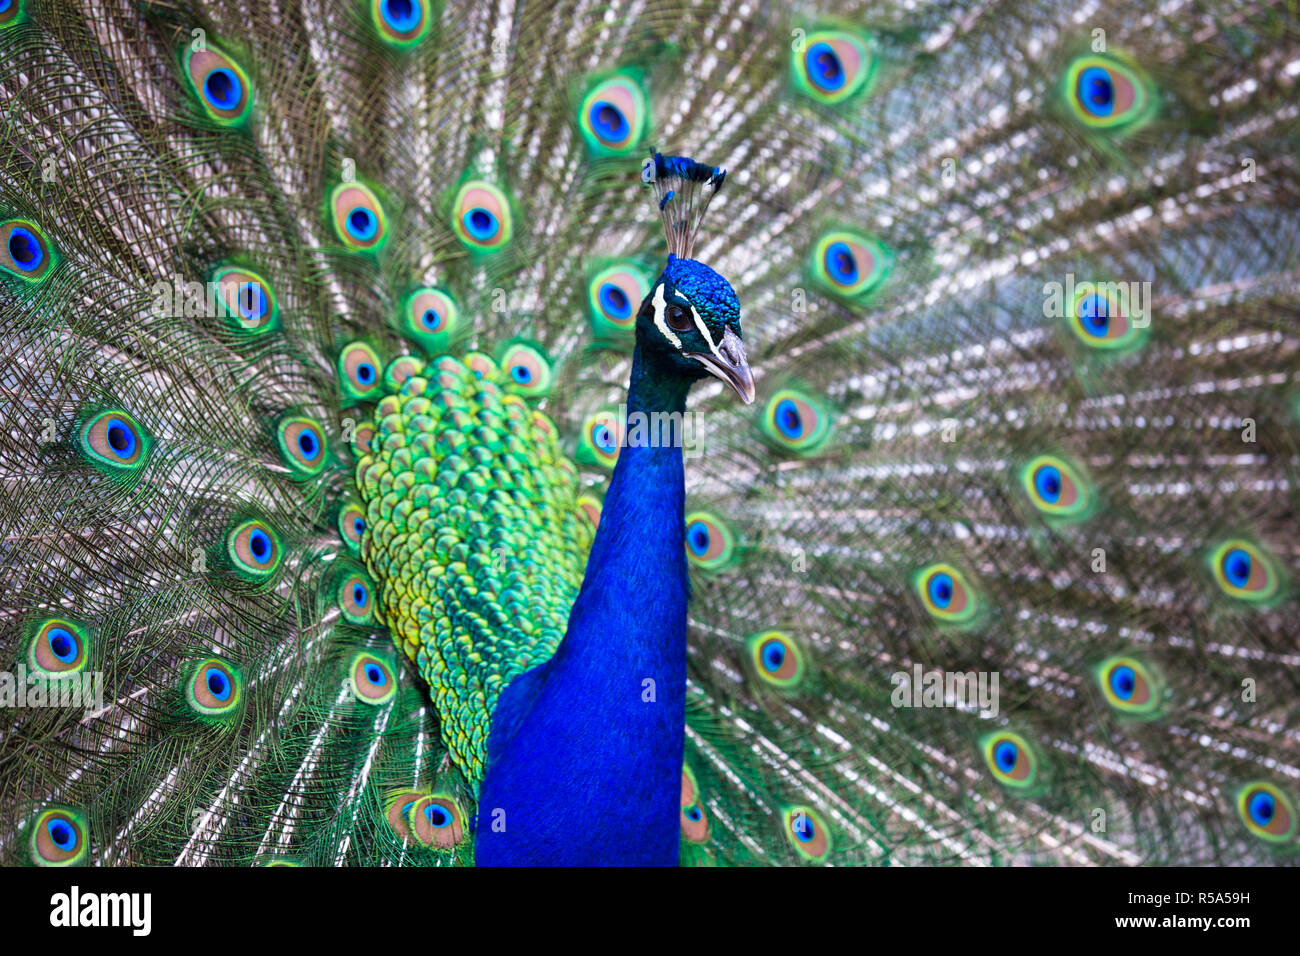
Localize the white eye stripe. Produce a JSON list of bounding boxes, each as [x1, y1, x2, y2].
[[688, 304, 724, 360], [654, 285, 727, 360], [651, 284, 681, 349]]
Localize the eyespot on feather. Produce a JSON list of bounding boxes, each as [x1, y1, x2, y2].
[[982, 731, 1038, 789], [331, 182, 388, 252], [27, 619, 89, 676], [811, 230, 891, 302], [760, 388, 832, 455], [1096, 655, 1161, 716], [588, 262, 650, 341], [1210, 539, 1281, 603], [1236, 782, 1296, 843], [0, 0, 27, 28], [791, 29, 876, 105], [1, 219, 56, 281], [226, 519, 282, 579], [783, 805, 831, 862], [680, 766, 709, 844], [496, 341, 552, 398], [576, 409, 623, 469], [914, 562, 980, 625], [338, 501, 367, 555], [746, 630, 807, 690], [186, 658, 242, 717], [451, 180, 512, 252], [1068, 286, 1145, 351], [401, 287, 461, 352], [371, 0, 432, 47], [1063, 54, 1152, 131], [339, 573, 377, 625], [338, 342, 384, 401], [410, 795, 465, 847], [350, 651, 396, 704], [384, 789, 427, 839], [212, 266, 279, 333], [684, 511, 737, 571], [1019, 454, 1093, 519], [78, 410, 150, 472], [578, 73, 648, 155], [29, 808, 87, 867], [277, 415, 329, 476], [182, 45, 253, 125]]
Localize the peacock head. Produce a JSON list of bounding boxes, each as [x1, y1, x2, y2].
[[639, 150, 754, 404], [637, 254, 754, 403]]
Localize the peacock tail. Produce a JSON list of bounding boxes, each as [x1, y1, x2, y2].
[[1, 0, 1298, 867]]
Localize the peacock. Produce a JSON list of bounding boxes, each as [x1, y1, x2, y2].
[[0, 0, 1298, 868]]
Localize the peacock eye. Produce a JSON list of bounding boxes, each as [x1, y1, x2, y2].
[[666, 305, 692, 333]]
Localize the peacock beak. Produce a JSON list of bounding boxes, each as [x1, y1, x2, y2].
[[687, 327, 755, 405]]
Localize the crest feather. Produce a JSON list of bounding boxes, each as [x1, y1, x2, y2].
[[641, 150, 726, 259]]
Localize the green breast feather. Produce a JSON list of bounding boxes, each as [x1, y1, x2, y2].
[[354, 352, 594, 779]]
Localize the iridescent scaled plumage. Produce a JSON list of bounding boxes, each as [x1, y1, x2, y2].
[[354, 355, 593, 778]]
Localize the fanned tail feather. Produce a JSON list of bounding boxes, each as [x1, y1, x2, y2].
[[2, 0, 1298, 866]]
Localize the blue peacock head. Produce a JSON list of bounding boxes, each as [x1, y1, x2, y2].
[[637, 151, 754, 404]]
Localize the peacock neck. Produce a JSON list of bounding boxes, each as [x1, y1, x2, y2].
[[475, 341, 693, 865], [542, 336, 692, 738], [564, 341, 692, 651]]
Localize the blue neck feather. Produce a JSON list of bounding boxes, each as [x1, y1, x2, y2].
[[475, 342, 692, 866]]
